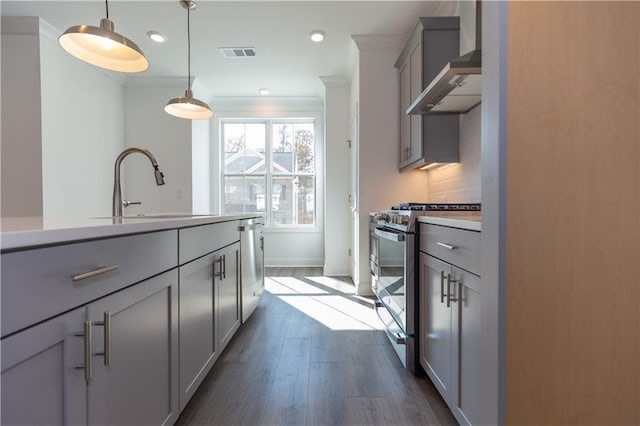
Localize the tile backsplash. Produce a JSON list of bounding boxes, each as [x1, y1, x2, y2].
[[427, 105, 481, 203]]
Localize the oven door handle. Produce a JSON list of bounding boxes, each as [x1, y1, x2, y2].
[[374, 228, 406, 242]]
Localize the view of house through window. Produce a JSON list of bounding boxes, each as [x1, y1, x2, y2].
[[223, 120, 316, 226]]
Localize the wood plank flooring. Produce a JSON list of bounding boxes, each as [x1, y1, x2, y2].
[[176, 268, 456, 426]]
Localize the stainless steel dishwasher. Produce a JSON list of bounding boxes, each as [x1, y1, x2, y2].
[[239, 218, 264, 323]]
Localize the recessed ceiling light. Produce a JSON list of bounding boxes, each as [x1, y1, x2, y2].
[[310, 30, 325, 42], [259, 88, 270, 96], [147, 31, 166, 43]]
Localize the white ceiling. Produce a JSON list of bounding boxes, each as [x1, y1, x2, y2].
[[1, 1, 458, 100]]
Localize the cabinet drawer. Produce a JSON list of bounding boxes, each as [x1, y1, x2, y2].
[[179, 221, 240, 265], [1, 230, 178, 337], [419, 224, 480, 275]]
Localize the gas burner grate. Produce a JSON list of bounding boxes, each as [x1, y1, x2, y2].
[[393, 203, 481, 211]]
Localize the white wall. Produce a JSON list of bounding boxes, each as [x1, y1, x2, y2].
[[39, 19, 125, 218], [210, 97, 325, 267], [427, 105, 481, 202], [1, 17, 125, 219], [351, 35, 431, 292], [320, 77, 351, 276], [192, 119, 211, 214], [1, 17, 43, 217], [123, 78, 193, 215]]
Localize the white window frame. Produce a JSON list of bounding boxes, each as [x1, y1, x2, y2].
[[220, 116, 321, 230]]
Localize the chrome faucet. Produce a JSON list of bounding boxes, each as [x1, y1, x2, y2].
[[112, 147, 165, 217]]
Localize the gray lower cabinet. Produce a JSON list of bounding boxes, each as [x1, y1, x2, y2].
[[217, 242, 241, 352], [419, 223, 482, 425], [0, 269, 179, 426], [87, 270, 179, 426], [419, 253, 453, 399], [1, 308, 87, 425], [178, 239, 241, 410], [179, 253, 216, 410]]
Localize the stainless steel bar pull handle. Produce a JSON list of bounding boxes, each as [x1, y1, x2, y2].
[[216, 257, 224, 278], [222, 254, 227, 279], [94, 311, 112, 365], [447, 275, 459, 306], [446, 274, 455, 307], [75, 321, 92, 383], [440, 271, 446, 304], [72, 264, 119, 282], [436, 242, 457, 251]]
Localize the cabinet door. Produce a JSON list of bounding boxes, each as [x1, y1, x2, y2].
[[179, 253, 216, 409], [399, 59, 411, 167], [419, 253, 452, 400], [1, 308, 86, 425], [217, 242, 241, 352], [408, 40, 424, 165], [451, 267, 483, 426], [87, 270, 179, 426]]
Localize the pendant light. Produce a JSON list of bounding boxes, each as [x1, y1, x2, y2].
[[165, 0, 213, 120], [58, 0, 148, 73]]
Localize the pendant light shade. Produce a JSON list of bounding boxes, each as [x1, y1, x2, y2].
[[165, 89, 213, 119], [165, 0, 213, 120], [58, 2, 148, 73]]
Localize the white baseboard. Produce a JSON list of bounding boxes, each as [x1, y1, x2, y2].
[[356, 281, 374, 297], [322, 265, 351, 277], [264, 257, 324, 267]]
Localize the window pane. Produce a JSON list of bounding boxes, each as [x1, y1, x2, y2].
[[224, 123, 266, 174], [293, 123, 314, 173], [224, 175, 266, 214], [272, 124, 294, 173], [271, 175, 314, 225], [271, 123, 314, 174]]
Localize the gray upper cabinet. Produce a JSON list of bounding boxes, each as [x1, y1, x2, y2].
[[396, 17, 460, 172]]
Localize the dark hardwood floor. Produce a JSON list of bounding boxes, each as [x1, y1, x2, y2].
[[176, 268, 456, 426]]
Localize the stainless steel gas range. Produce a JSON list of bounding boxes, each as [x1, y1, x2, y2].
[[370, 203, 481, 373]]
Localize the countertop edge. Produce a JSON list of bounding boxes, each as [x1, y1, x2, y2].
[[1, 214, 263, 252], [417, 215, 482, 231]]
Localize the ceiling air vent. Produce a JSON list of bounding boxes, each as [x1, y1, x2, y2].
[[219, 47, 256, 58]]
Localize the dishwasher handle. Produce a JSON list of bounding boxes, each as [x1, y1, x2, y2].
[[374, 228, 406, 242]]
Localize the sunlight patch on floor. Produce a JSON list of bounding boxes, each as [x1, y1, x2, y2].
[[265, 276, 384, 331]]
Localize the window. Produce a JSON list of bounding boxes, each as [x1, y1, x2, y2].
[[222, 119, 316, 227]]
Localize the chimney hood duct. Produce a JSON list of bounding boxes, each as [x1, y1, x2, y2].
[[407, 1, 482, 115]]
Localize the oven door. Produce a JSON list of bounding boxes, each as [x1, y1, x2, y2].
[[373, 227, 409, 334]]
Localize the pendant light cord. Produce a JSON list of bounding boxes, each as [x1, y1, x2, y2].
[[187, 7, 191, 90], [105, 0, 109, 19]]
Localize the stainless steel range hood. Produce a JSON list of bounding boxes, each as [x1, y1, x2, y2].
[[407, 1, 482, 115]]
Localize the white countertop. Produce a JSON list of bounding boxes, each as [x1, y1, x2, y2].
[[418, 214, 482, 231], [1, 214, 262, 251]]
